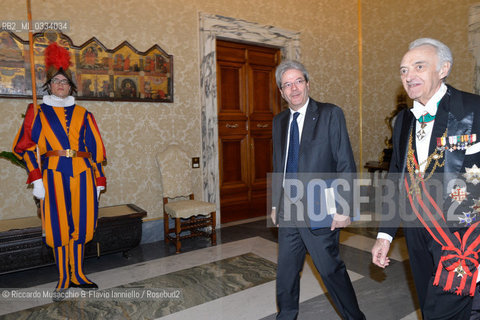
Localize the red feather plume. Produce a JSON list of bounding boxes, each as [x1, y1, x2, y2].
[[44, 42, 71, 71]]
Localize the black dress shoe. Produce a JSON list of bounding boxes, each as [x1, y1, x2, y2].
[[52, 288, 68, 302], [70, 281, 98, 290]]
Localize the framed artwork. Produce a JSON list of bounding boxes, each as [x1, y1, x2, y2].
[[0, 30, 173, 102]]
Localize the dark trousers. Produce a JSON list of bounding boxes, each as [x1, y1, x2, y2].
[[276, 226, 365, 320], [471, 286, 480, 320], [404, 227, 474, 319]]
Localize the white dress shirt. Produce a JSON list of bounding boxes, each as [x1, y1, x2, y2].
[[411, 83, 447, 172], [272, 99, 309, 210]]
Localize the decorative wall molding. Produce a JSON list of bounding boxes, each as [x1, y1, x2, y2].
[[198, 13, 300, 219]]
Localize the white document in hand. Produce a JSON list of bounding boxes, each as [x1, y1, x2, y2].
[[325, 187, 336, 215]]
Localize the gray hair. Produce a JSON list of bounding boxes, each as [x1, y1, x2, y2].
[[275, 60, 309, 89], [409, 38, 453, 77]]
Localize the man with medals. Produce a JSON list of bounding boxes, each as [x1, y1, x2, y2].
[[12, 42, 107, 301], [371, 38, 480, 319]]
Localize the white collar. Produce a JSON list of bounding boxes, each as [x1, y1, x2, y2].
[[410, 83, 447, 119], [290, 98, 309, 117], [42, 95, 75, 107]]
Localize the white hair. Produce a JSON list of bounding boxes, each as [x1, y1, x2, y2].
[[409, 38, 453, 77]]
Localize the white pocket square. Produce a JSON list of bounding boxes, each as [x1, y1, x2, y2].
[[466, 142, 480, 155]]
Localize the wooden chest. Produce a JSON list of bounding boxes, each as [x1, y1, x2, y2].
[[0, 204, 147, 274]]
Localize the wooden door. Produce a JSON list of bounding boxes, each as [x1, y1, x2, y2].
[[216, 40, 280, 223]]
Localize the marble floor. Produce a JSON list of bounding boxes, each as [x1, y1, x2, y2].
[[0, 217, 421, 320]]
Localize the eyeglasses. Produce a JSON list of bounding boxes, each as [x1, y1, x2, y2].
[[51, 78, 70, 85], [282, 78, 306, 90]]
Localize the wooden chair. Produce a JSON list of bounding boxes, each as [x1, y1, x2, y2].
[[156, 144, 216, 253]]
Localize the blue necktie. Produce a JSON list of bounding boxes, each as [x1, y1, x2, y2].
[[286, 112, 300, 174]]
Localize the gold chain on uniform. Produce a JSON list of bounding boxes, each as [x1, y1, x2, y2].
[[406, 128, 447, 195]]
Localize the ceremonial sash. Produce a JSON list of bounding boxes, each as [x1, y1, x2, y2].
[[405, 159, 480, 296]]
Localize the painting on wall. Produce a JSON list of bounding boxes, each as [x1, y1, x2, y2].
[[0, 30, 173, 102]]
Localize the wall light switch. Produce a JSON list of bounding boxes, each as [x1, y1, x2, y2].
[[192, 157, 200, 168]]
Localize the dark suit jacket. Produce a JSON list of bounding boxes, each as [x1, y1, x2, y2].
[[380, 85, 480, 238], [271, 98, 356, 229]]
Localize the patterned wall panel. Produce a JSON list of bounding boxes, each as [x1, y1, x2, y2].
[[0, 0, 478, 222], [361, 0, 479, 166]]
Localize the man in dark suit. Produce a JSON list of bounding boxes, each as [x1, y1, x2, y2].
[[372, 38, 480, 319], [271, 60, 365, 320]]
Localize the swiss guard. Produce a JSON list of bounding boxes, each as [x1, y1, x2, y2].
[[12, 42, 107, 301]]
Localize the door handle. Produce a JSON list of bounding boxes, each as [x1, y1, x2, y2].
[[226, 123, 239, 128], [256, 123, 269, 128]]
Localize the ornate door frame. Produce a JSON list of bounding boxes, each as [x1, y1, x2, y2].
[[198, 13, 300, 223]]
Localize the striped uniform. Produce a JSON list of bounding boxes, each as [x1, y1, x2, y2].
[[13, 102, 106, 288]]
